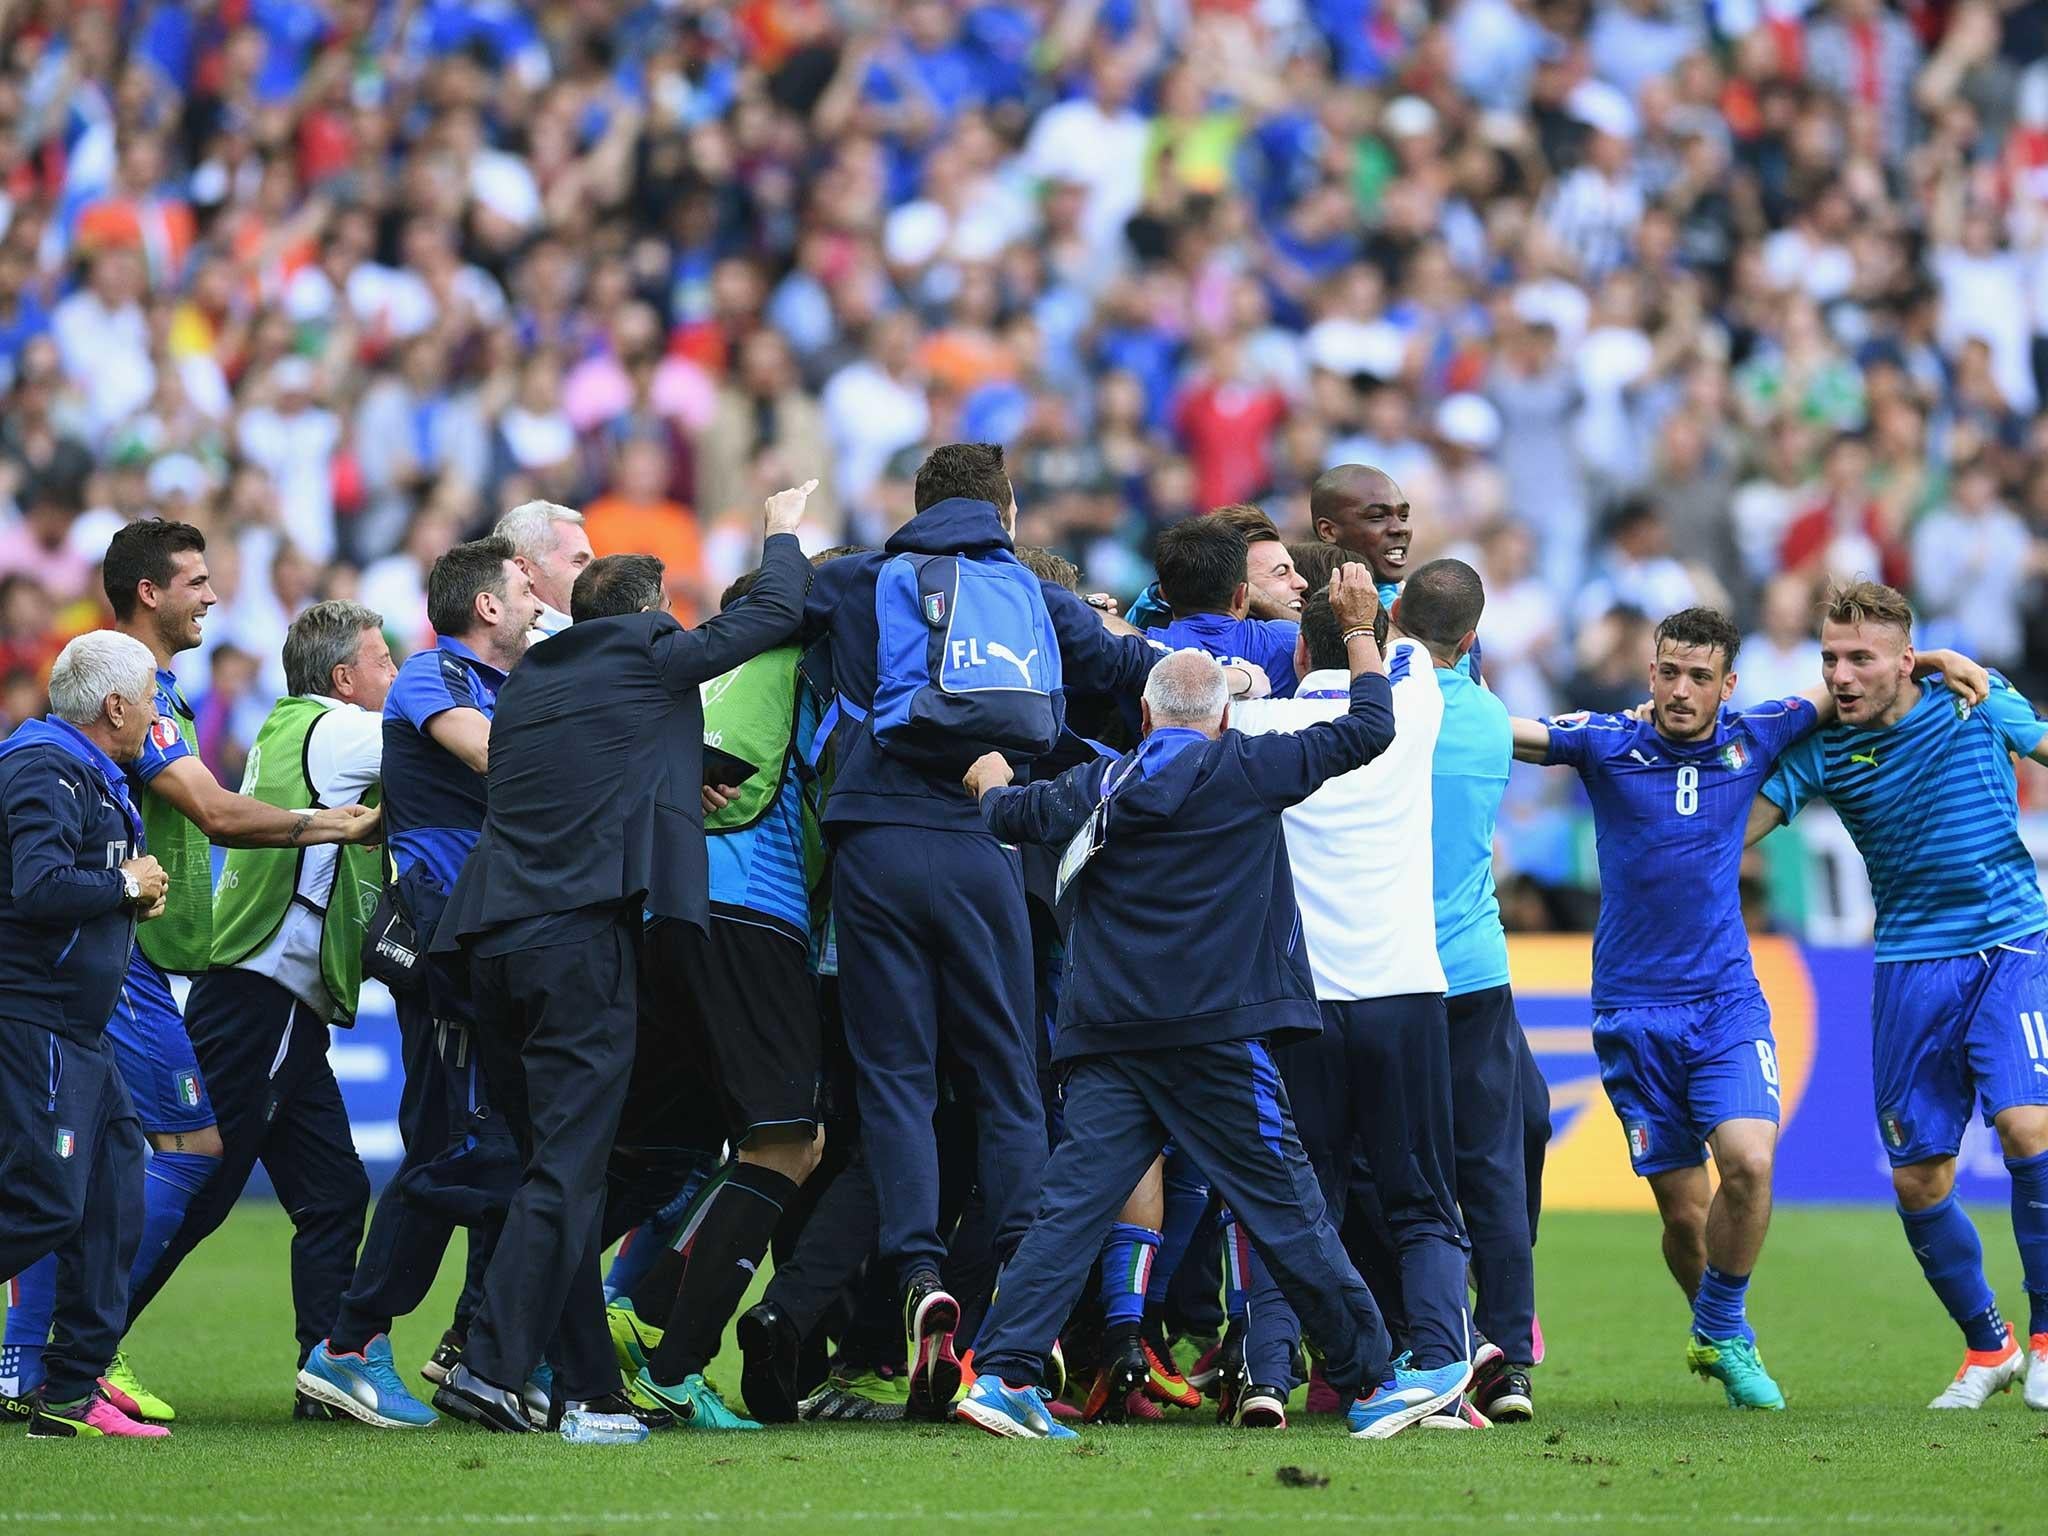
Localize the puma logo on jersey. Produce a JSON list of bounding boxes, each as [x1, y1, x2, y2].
[[1849, 750, 1881, 769], [1627, 749, 1659, 766]]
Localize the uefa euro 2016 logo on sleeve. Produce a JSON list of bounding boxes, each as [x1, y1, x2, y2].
[[54, 1128, 75, 1159]]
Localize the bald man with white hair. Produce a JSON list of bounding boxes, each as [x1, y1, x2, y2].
[[951, 567, 1477, 1443]]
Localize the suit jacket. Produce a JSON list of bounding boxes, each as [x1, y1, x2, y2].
[[435, 531, 811, 947]]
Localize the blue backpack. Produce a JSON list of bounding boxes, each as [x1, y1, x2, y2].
[[870, 549, 1064, 766]]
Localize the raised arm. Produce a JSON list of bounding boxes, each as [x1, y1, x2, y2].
[[654, 483, 816, 692], [1239, 566, 1393, 810], [1511, 716, 1552, 763], [1790, 647, 1989, 730]]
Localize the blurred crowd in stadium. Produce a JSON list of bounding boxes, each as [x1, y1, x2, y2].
[[0, 0, 2043, 927]]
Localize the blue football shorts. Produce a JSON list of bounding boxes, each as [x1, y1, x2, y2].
[[1592, 985, 1780, 1177], [1869, 936, 2048, 1166]]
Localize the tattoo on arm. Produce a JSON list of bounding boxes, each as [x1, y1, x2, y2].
[[288, 813, 313, 846]]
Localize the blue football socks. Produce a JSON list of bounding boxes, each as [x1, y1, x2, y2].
[[2, 1255, 55, 1397], [2005, 1148, 2048, 1339], [1098, 1224, 1159, 1328], [1691, 1264, 1754, 1345], [134, 1150, 217, 1292], [1146, 1161, 1208, 1312], [1900, 1194, 2006, 1351]]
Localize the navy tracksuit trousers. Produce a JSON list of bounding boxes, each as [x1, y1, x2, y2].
[[0, 1026, 144, 1403], [1447, 984, 1538, 1365], [1247, 995, 1471, 1389], [832, 823, 1048, 1289], [1520, 1023, 1552, 1246], [125, 968, 370, 1367], [329, 991, 519, 1354], [973, 1039, 1394, 1400]]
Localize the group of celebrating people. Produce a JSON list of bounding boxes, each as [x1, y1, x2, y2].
[[2, 438, 2046, 1449]]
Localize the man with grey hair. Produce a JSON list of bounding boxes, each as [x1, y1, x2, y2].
[[115, 601, 400, 1418], [953, 567, 1473, 1443], [1141, 646, 1235, 724], [0, 630, 171, 1438], [494, 500, 591, 641]]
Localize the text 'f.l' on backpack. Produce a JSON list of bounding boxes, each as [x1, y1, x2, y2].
[[870, 548, 1064, 767]]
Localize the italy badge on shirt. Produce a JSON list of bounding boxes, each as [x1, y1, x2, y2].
[[54, 1128, 75, 1159], [176, 1070, 201, 1109]]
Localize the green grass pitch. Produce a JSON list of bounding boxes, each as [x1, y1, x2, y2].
[[6, 1202, 2043, 1533]]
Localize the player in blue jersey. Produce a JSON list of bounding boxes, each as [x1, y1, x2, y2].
[[1512, 606, 1986, 1410], [1143, 517, 1299, 697], [1748, 580, 2048, 1411]]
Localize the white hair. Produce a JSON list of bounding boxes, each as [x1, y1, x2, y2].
[[1143, 648, 1230, 728], [493, 500, 584, 561], [48, 631, 157, 726]]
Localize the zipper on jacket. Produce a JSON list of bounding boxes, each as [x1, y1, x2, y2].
[[46, 1034, 61, 1112]]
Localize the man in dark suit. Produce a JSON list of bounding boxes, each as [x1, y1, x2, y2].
[[430, 481, 816, 1444]]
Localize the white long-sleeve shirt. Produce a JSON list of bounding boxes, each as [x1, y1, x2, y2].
[[1233, 642, 1447, 1001]]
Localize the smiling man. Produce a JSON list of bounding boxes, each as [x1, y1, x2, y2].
[[4, 522, 378, 1426], [1748, 580, 2048, 1411], [1510, 605, 1987, 1413], [1311, 464, 1412, 607]]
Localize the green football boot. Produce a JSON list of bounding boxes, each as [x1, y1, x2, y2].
[[1687, 1334, 1786, 1410]]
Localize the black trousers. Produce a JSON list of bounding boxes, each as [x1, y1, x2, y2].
[[126, 968, 370, 1366], [0, 1027, 144, 1402], [1248, 995, 1472, 1386], [464, 916, 638, 1402], [1447, 984, 1537, 1364], [330, 992, 519, 1353]]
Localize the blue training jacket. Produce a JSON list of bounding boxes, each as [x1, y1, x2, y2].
[[981, 671, 1395, 1062], [801, 497, 1162, 835], [0, 718, 145, 1044]]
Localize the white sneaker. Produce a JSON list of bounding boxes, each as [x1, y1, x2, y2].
[[1928, 1325, 2023, 1408], [2025, 1334, 2048, 1411]]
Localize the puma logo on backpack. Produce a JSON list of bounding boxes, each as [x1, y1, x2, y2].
[[871, 548, 1064, 767]]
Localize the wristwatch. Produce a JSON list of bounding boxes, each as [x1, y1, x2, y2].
[[121, 869, 142, 904]]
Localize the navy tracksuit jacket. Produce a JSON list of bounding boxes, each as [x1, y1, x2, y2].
[[967, 671, 1411, 1399], [0, 719, 149, 1403], [801, 497, 1161, 1286]]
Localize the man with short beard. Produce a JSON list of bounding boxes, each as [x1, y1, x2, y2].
[[1750, 580, 2048, 1411]]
